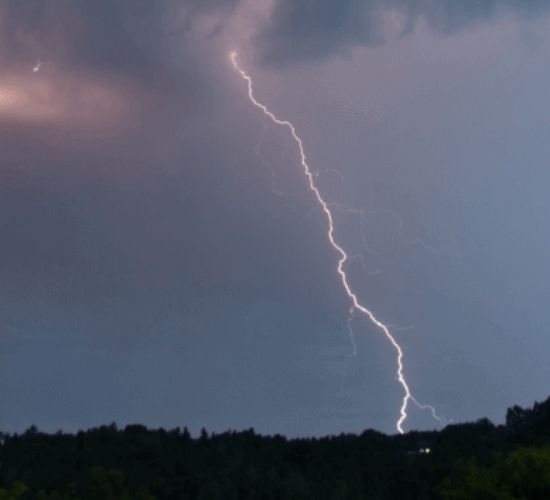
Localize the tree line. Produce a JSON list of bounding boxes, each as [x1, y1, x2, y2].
[[0, 396, 548, 499]]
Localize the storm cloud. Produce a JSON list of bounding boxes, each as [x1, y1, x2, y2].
[[258, 0, 550, 63]]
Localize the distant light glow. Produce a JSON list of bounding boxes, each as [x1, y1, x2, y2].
[[0, 86, 22, 108], [0, 67, 139, 129]]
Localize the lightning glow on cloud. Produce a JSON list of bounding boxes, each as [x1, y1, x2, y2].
[[0, 65, 140, 130]]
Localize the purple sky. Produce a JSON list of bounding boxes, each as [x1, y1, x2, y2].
[[0, 0, 549, 436]]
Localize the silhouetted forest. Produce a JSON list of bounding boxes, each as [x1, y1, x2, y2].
[[0, 397, 549, 499]]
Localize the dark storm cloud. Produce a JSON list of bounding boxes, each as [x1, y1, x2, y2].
[[0, 0, 151, 71], [2, 0, 545, 71], [258, 0, 550, 64], [0, 0, 239, 77]]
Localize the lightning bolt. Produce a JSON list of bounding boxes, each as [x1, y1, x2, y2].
[[230, 51, 441, 434]]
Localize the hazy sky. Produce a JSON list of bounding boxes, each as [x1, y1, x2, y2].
[[1, 0, 549, 436]]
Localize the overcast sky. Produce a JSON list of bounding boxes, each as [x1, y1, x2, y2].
[[1, 0, 549, 436]]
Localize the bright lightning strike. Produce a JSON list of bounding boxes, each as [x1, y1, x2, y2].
[[230, 51, 442, 434]]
